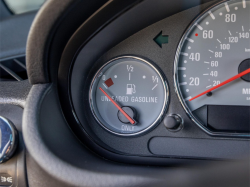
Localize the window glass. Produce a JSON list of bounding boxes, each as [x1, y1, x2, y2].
[[4, 0, 46, 14]]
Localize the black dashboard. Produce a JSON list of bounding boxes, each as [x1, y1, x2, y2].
[[56, 0, 250, 162], [0, 0, 249, 186]]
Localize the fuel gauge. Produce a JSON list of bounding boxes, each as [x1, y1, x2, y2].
[[89, 56, 168, 136]]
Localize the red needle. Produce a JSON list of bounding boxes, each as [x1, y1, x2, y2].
[[99, 87, 135, 124], [189, 68, 250, 101]]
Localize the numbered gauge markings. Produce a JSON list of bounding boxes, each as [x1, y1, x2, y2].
[[175, 0, 250, 136], [89, 56, 168, 136]]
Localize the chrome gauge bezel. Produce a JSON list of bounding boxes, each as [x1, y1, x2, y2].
[[174, 0, 250, 138], [89, 56, 169, 136]]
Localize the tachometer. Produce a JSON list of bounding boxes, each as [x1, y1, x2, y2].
[[175, 0, 250, 137], [90, 56, 168, 136]]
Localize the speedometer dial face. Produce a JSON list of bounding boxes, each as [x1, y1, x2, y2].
[[175, 0, 250, 136]]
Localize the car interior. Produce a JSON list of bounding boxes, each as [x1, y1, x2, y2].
[[0, 0, 249, 186]]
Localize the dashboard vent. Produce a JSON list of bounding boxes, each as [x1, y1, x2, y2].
[[0, 56, 27, 81]]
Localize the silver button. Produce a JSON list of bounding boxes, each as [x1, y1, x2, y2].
[[0, 116, 18, 163]]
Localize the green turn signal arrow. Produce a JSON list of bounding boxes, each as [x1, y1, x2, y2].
[[153, 31, 168, 48]]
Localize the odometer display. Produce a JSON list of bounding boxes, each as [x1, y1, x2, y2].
[[175, 0, 250, 136]]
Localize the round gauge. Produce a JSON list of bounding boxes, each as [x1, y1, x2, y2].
[[89, 56, 168, 136], [175, 0, 250, 136]]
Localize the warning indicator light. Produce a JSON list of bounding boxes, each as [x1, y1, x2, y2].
[[104, 78, 114, 87]]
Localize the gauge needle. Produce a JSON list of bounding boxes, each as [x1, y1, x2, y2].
[[189, 68, 250, 101], [99, 87, 136, 124]]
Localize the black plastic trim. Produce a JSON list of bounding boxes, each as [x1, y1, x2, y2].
[[57, 0, 224, 164]]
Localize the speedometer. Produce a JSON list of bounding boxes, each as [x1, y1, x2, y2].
[[175, 0, 250, 137]]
